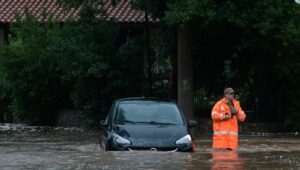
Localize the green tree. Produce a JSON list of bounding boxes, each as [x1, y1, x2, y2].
[[0, 3, 145, 126], [134, 0, 300, 130], [54, 4, 144, 126], [0, 14, 68, 124]]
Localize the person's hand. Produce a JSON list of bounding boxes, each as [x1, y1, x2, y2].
[[231, 107, 238, 115], [224, 113, 231, 120], [227, 102, 238, 116]]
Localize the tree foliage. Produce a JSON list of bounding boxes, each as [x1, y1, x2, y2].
[[135, 0, 300, 130], [0, 0, 299, 130], [0, 4, 144, 126]]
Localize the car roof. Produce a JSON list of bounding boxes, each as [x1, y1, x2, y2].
[[115, 97, 176, 103]]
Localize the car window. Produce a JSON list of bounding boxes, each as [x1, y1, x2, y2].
[[116, 102, 184, 125]]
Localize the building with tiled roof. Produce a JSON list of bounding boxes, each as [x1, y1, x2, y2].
[[0, 0, 158, 23], [0, 0, 158, 41]]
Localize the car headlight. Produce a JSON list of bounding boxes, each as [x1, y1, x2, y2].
[[113, 134, 131, 145], [175, 134, 192, 145]]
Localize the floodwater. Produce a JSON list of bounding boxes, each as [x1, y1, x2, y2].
[[0, 124, 299, 170]]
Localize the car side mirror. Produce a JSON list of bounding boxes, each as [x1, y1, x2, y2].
[[188, 120, 198, 128], [100, 120, 108, 127]]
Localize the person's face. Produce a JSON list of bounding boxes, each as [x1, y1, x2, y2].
[[225, 92, 235, 100]]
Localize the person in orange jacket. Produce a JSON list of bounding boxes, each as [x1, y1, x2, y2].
[[211, 88, 246, 150]]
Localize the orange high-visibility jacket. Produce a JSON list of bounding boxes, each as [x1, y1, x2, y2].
[[211, 98, 246, 150]]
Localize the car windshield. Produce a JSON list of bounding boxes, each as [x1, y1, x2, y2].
[[116, 101, 184, 125]]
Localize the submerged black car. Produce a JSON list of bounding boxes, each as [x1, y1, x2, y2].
[[100, 98, 197, 152]]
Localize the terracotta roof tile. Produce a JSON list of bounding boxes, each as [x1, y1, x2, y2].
[[0, 0, 158, 23]]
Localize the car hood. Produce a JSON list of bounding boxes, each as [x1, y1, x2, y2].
[[114, 124, 188, 148]]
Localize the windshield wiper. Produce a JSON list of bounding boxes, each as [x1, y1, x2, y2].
[[117, 120, 177, 125], [117, 120, 136, 124], [137, 121, 177, 125], [152, 121, 177, 125]]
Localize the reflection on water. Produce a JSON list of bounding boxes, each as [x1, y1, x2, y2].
[[211, 151, 243, 170], [0, 125, 299, 170]]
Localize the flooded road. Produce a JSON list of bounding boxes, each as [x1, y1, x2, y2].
[[0, 124, 299, 169]]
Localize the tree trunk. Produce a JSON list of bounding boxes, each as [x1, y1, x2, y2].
[[178, 27, 194, 120]]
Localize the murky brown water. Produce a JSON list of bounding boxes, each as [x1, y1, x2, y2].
[[0, 124, 299, 170]]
